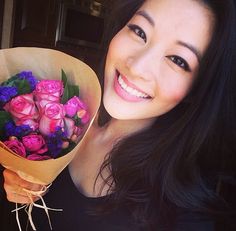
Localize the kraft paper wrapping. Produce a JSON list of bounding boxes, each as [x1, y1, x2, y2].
[[0, 47, 101, 185]]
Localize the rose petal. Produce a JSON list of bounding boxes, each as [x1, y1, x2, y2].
[[64, 117, 75, 138], [27, 154, 51, 160]]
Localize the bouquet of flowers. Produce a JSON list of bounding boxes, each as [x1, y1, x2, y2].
[[0, 69, 90, 161], [0, 47, 101, 230], [0, 47, 101, 185]]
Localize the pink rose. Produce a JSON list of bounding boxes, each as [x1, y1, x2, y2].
[[27, 154, 51, 161], [64, 96, 90, 124], [77, 109, 90, 124], [39, 102, 65, 135], [22, 134, 48, 154], [4, 139, 26, 157], [34, 80, 63, 110], [74, 126, 83, 136], [64, 96, 86, 117], [4, 94, 39, 122]]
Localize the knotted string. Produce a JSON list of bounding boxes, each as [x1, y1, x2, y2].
[[11, 184, 63, 231]]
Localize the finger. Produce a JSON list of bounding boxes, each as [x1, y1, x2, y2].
[[3, 171, 47, 204], [19, 180, 45, 192], [4, 182, 32, 199], [6, 191, 39, 204], [4, 169, 44, 192], [4, 183, 48, 202]]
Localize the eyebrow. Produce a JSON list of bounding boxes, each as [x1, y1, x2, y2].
[[177, 41, 201, 63], [136, 10, 155, 27], [136, 10, 202, 63]]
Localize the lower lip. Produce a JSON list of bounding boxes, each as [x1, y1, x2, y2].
[[113, 75, 147, 102]]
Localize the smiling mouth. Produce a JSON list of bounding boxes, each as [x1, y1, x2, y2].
[[117, 73, 151, 99]]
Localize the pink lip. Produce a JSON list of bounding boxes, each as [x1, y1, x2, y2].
[[113, 72, 149, 102]]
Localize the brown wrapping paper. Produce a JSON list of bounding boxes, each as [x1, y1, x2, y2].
[[0, 47, 101, 185]]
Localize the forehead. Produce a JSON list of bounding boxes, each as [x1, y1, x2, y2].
[[138, 0, 214, 27], [136, 0, 215, 53], [140, 0, 213, 16]]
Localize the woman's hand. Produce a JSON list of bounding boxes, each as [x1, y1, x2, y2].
[[3, 168, 45, 204]]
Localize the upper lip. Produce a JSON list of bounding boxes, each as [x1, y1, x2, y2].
[[116, 70, 152, 98]]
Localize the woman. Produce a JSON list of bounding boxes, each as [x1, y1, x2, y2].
[[1, 0, 236, 230]]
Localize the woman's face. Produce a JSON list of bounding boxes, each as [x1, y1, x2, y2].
[[104, 0, 214, 121]]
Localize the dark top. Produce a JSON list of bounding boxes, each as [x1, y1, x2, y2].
[[0, 166, 218, 231]]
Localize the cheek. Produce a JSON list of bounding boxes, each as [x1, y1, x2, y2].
[[106, 31, 129, 64], [160, 77, 192, 103], [171, 88, 188, 102], [104, 33, 128, 83], [105, 38, 119, 76]]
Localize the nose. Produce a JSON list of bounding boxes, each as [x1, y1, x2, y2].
[[125, 49, 158, 81]]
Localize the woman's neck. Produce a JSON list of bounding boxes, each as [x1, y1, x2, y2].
[[94, 117, 155, 145], [69, 117, 155, 197]]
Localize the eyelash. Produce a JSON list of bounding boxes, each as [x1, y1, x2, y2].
[[127, 24, 147, 43], [167, 55, 191, 72], [127, 24, 191, 72]]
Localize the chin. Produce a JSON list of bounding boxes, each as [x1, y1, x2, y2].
[[103, 103, 132, 121], [104, 104, 125, 120]]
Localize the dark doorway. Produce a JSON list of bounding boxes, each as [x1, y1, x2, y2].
[[0, 0, 5, 47]]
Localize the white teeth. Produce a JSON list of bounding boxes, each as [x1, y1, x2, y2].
[[118, 75, 149, 98]]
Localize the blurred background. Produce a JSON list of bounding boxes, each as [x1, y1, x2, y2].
[[0, 0, 112, 72]]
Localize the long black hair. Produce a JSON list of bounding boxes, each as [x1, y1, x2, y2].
[[97, 0, 236, 229]]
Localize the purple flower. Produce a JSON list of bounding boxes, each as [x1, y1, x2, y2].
[[18, 71, 38, 91], [14, 125, 33, 137], [4, 121, 15, 137], [4, 121, 32, 138], [46, 126, 67, 158], [0, 86, 18, 107]]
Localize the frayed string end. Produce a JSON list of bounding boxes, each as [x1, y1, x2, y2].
[[11, 184, 63, 231]]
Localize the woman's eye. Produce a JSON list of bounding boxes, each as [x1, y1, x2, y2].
[[127, 24, 147, 43], [167, 55, 191, 72]]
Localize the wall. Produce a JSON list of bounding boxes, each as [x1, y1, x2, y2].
[[1, 0, 14, 48]]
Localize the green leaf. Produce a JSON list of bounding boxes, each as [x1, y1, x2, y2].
[[1, 73, 32, 94], [14, 79, 31, 94], [1, 74, 19, 86], [61, 69, 67, 87], [0, 111, 11, 131], [61, 69, 80, 104], [61, 69, 69, 104], [72, 114, 81, 126], [68, 85, 80, 98]]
